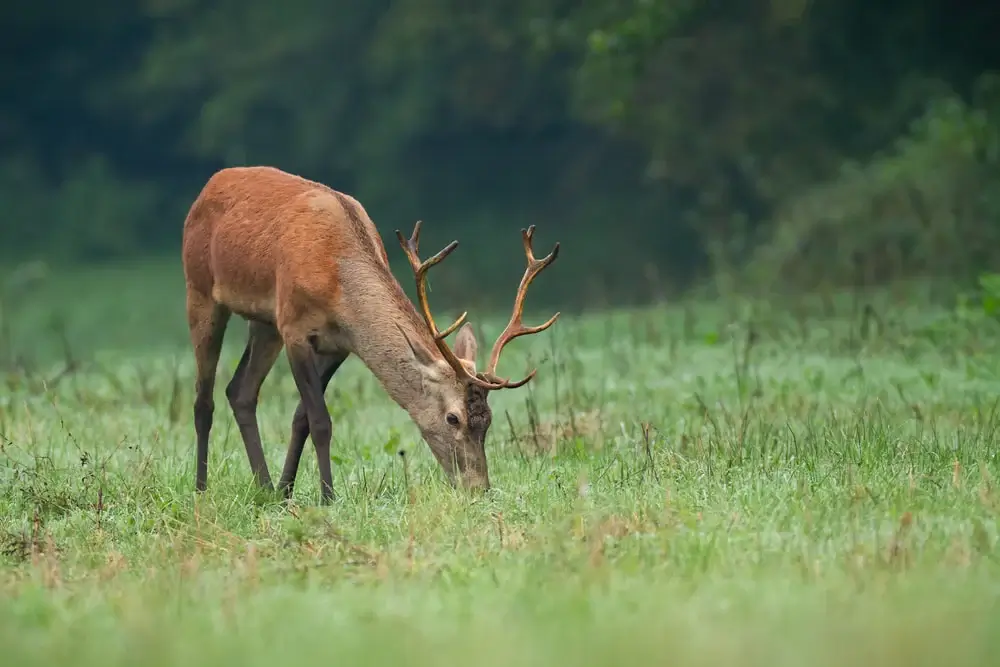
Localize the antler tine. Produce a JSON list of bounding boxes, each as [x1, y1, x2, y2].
[[435, 312, 468, 340], [395, 221, 505, 390], [395, 221, 460, 332], [484, 225, 561, 388], [395, 221, 459, 275]]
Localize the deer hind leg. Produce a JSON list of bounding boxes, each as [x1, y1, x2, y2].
[[277, 351, 348, 500], [225, 320, 283, 491], [187, 290, 231, 493]]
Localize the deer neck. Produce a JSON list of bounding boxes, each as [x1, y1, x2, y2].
[[339, 259, 444, 414]]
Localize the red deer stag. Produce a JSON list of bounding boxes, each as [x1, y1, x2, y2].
[[181, 166, 559, 503]]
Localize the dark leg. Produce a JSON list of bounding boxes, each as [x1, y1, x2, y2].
[[277, 351, 347, 500], [186, 291, 231, 493], [284, 342, 336, 504], [225, 320, 283, 491]]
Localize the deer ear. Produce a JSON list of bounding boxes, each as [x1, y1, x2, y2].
[[396, 323, 436, 366], [452, 322, 478, 367]]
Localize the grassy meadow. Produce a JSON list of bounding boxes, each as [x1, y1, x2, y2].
[[2, 260, 1000, 666]]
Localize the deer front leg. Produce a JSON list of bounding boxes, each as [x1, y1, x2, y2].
[[278, 351, 348, 500], [284, 340, 336, 504]]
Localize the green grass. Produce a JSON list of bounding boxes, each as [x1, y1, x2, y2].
[[3, 263, 1000, 666]]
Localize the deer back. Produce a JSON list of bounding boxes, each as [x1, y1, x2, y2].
[[181, 166, 392, 326]]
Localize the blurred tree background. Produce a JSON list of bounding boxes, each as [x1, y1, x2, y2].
[[2, 0, 999, 311]]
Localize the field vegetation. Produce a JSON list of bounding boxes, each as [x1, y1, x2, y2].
[[2, 266, 999, 666]]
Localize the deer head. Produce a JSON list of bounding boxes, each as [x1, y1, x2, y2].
[[394, 221, 560, 491]]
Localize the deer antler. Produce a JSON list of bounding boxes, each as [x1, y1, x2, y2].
[[482, 225, 561, 388], [395, 221, 506, 390]]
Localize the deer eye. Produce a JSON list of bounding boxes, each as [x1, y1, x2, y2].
[[446, 412, 460, 427]]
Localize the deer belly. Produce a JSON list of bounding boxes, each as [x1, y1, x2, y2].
[[211, 284, 277, 323]]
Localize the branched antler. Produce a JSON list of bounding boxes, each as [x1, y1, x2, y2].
[[396, 221, 500, 390], [395, 221, 560, 391], [482, 225, 560, 388]]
